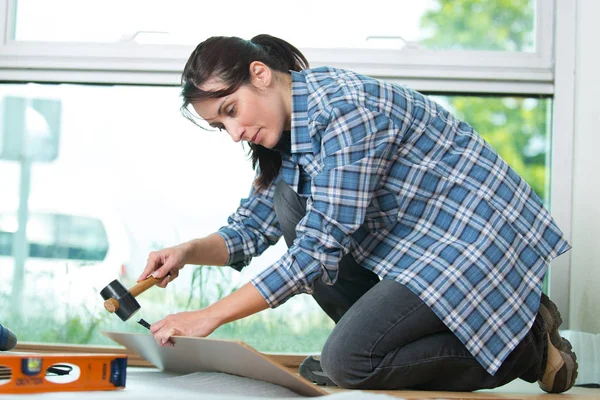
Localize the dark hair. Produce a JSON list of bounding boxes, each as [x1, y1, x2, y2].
[[180, 34, 309, 191]]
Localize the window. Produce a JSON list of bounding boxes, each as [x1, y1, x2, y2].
[[0, 83, 553, 351], [0, 213, 109, 260], [12, 0, 536, 52], [0, 0, 570, 351], [0, 0, 553, 92], [0, 231, 11, 256]]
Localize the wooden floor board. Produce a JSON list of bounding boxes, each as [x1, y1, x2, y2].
[[283, 366, 600, 399], [323, 383, 600, 399]]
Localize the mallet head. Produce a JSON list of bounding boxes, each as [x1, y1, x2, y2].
[[100, 279, 141, 321]]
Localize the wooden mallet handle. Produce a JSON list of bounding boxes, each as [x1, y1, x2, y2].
[[130, 275, 162, 297], [103, 276, 161, 313]]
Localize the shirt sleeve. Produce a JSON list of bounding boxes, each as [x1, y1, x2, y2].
[[252, 104, 403, 307], [216, 173, 283, 271]]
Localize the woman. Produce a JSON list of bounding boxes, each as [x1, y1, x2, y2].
[[138, 34, 577, 393]]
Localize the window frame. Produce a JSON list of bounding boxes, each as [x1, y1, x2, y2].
[[1, 0, 554, 94], [0, 0, 575, 331]]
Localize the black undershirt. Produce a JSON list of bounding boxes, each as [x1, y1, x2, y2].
[[272, 130, 292, 155]]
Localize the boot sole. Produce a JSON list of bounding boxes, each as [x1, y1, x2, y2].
[[298, 364, 337, 386]]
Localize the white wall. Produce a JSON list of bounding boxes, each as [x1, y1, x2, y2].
[[569, 0, 600, 332]]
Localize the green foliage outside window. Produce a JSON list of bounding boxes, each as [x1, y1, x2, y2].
[[421, 0, 535, 52]]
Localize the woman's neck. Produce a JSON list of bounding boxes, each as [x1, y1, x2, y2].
[[280, 73, 293, 131]]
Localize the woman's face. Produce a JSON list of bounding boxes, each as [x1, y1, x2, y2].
[[193, 62, 291, 149]]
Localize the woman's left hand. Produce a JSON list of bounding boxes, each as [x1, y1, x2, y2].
[[149, 282, 270, 347], [150, 309, 222, 347]]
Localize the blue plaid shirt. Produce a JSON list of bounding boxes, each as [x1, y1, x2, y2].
[[217, 67, 571, 375]]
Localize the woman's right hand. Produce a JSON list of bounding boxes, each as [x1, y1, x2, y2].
[[138, 243, 189, 288]]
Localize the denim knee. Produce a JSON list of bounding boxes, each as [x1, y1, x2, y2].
[[321, 332, 368, 389]]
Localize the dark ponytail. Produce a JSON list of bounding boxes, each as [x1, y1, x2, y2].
[[180, 34, 309, 191]]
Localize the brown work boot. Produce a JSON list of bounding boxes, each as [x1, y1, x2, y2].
[[537, 293, 578, 393]]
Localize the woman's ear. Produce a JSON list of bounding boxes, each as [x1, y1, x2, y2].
[[249, 61, 272, 88]]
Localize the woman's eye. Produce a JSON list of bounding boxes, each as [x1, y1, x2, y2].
[[209, 123, 225, 131], [227, 106, 236, 116]]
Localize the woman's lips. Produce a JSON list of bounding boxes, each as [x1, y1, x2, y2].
[[251, 129, 261, 143]]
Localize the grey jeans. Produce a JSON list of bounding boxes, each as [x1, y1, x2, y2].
[[273, 180, 546, 391]]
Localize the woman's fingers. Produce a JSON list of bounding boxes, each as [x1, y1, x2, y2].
[[148, 310, 221, 348], [149, 317, 166, 335], [139, 251, 180, 287], [138, 245, 186, 286], [139, 252, 160, 281], [154, 327, 176, 347], [151, 317, 179, 347], [153, 269, 178, 288], [156, 274, 170, 288]]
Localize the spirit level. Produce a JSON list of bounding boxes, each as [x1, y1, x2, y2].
[[0, 353, 127, 394]]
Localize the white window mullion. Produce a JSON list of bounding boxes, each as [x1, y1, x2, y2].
[[0, 0, 9, 44], [536, 0, 556, 67], [1, 43, 554, 72], [0, 44, 554, 94], [0, 68, 180, 86], [0, 69, 556, 96], [549, 0, 577, 327]]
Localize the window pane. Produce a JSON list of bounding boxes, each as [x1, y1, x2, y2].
[[58, 215, 109, 260], [12, 0, 536, 52], [0, 83, 550, 350]]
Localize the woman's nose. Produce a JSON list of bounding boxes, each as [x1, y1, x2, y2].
[[227, 123, 244, 142]]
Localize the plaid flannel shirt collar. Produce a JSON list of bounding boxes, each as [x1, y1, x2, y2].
[[290, 71, 312, 156]]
